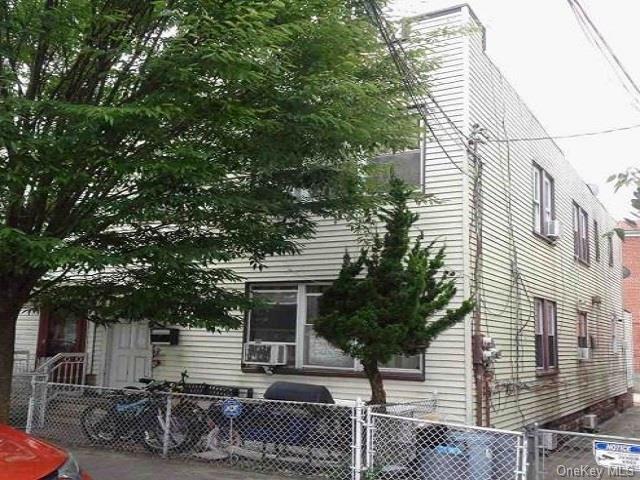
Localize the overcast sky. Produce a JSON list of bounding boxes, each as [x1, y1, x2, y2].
[[391, 0, 639, 220]]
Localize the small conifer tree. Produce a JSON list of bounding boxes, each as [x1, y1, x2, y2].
[[315, 177, 474, 404]]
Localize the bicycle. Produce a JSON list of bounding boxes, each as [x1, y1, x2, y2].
[[81, 376, 205, 454]]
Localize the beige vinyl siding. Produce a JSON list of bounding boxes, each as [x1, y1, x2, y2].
[[465, 11, 626, 429], [153, 10, 471, 422], [86, 324, 108, 385]]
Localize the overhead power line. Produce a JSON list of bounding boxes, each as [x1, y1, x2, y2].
[[567, 0, 640, 111], [488, 121, 640, 143]]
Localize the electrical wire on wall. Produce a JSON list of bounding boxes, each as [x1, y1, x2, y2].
[[361, 0, 472, 178], [361, 0, 492, 425], [361, 0, 631, 428]]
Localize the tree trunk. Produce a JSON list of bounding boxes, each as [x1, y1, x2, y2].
[[0, 299, 23, 424], [0, 272, 36, 424], [362, 359, 387, 405]]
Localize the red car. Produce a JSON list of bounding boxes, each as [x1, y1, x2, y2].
[[0, 424, 92, 479]]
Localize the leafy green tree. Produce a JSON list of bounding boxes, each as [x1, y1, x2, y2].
[[610, 168, 640, 226], [0, 0, 419, 421], [314, 178, 474, 404]]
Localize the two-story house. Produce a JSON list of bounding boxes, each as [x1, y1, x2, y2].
[[12, 4, 631, 430]]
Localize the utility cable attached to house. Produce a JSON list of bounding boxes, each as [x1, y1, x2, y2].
[[487, 121, 640, 143], [361, 0, 498, 426], [360, 0, 472, 178]]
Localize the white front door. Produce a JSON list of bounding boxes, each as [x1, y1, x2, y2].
[[108, 322, 152, 389]]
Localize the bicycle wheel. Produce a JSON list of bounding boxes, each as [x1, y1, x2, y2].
[[142, 408, 194, 453], [81, 403, 118, 444]]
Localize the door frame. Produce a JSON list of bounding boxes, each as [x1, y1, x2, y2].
[[36, 309, 88, 359]]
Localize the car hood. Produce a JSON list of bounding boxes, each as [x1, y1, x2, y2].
[[0, 425, 66, 478]]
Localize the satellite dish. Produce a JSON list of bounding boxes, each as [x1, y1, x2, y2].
[[623, 266, 631, 279]]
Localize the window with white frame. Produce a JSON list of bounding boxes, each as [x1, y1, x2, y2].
[[594, 220, 601, 262], [532, 164, 555, 236], [245, 283, 423, 374], [371, 116, 424, 188], [573, 203, 590, 263], [535, 298, 557, 372], [577, 311, 588, 349], [611, 315, 622, 354], [608, 235, 614, 267]]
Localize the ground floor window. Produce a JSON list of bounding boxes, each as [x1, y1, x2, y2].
[[245, 283, 423, 374], [535, 298, 557, 372], [577, 311, 588, 348]]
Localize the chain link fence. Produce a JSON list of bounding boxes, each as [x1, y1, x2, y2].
[[27, 381, 356, 479], [532, 429, 640, 480], [17, 380, 530, 480], [363, 414, 526, 480], [10, 374, 32, 428]]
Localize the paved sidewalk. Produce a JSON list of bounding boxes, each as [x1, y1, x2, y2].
[[597, 405, 640, 438], [72, 447, 291, 480]]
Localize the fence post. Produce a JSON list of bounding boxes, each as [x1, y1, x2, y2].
[[365, 403, 374, 470], [519, 432, 529, 480], [352, 398, 363, 480], [33, 374, 48, 428], [525, 423, 539, 480], [27, 373, 37, 433], [162, 393, 173, 458], [25, 396, 34, 434]]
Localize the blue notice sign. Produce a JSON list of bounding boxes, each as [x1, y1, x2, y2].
[[594, 440, 640, 471], [221, 398, 243, 419]]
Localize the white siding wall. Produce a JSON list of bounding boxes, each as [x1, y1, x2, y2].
[[152, 10, 472, 422], [465, 8, 626, 429], [14, 307, 40, 371]]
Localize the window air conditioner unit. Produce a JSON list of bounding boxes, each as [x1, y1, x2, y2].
[[546, 220, 562, 239], [583, 414, 598, 430], [243, 342, 288, 366], [539, 431, 557, 450], [577, 347, 591, 361]]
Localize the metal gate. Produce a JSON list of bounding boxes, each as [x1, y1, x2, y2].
[[532, 428, 640, 479], [358, 411, 527, 480]]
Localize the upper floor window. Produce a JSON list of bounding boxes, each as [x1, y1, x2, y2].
[[608, 235, 614, 267], [372, 116, 423, 188], [535, 298, 557, 372], [573, 203, 590, 264], [245, 283, 422, 375], [593, 220, 601, 262], [372, 150, 422, 187], [532, 164, 555, 236]]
